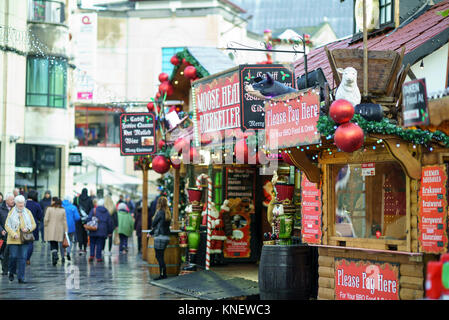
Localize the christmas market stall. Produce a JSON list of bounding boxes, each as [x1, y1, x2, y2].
[[283, 45, 449, 300]]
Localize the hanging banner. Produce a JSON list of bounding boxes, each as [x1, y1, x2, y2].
[[73, 13, 97, 101], [335, 259, 399, 300], [119, 112, 156, 155], [301, 173, 322, 244], [239, 64, 294, 131], [419, 165, 448, 254], [265, 89, 320, 150]]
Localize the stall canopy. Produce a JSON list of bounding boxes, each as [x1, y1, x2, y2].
[[73, 166, 141, 186]]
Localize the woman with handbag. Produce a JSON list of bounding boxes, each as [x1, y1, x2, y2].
[[149, 196, 171, 280], [85, 199, 113, 262], [4, 195, 36, 284], [44, 197, 68, 266]]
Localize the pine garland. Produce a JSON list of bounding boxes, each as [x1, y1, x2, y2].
[[169, 48, 210, 81], [317, 114, 449, 148]]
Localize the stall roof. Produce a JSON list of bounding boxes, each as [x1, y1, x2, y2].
[[184, 47, 237, 76], [294, 0, 449, 89]]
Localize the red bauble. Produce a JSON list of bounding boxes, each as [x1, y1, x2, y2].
[[281, 151, 295, 166], [158, 72, 169, 83], [152, 155, 171, 174], [334, 122, 364, 153], [234, 139, 249, 163], [170, 55, 180, 66], [159, 81, 174, 96], [329, 99, 354, 124], [157, 140, 166, 150], [184, 66, 197, 79], [146, 102, 154, 112]]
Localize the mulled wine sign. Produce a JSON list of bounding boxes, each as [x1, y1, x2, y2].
[[264, 89, 320, 150], [119, 112, 156, 155], [335, 259, 399, 300], [419, 165, 448, 254], [239, 64, 294, 131], [402, 78, 429, 127], [301, 173, 322, 244]]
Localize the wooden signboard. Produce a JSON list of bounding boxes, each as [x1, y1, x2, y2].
[[119, 112, 156, 155], [402, 79, 429, 127], [418, 165, 448, 254]]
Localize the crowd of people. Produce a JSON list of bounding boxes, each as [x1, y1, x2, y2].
[[0, 187, 163, 284]]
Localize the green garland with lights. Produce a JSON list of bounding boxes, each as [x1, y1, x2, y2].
[[169, 48, 210, 81], [317, 114, 449, 148]]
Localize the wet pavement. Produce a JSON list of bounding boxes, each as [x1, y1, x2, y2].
[[0, 236, 195, 300]]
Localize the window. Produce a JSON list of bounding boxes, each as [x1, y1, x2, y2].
[[379, 0, 393, 25], [332, 161, 407, 240], [162, 47, 185, 75], [28, 0, 65, 24], [75, 107, 123, 147], [26, 56, 67, 108]]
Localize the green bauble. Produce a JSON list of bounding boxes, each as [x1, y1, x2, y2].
[[188, 231, 200, 250]]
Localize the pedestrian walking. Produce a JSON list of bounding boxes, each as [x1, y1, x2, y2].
[[4, 195, 36, 283], [39, 191, 52, 242], [117, 203, 134, 254], [44, 197, 68, 266], [86, 199, 113, 262], [25, 190, 43, 265], [149, 196, 171, 280], [62, 195, 80, 261], [12, 188, 19, 198], [0, 193, 15, 275], [103, 194, 117, 254], [125, 195, 135, 215], [74, 188, 93, 255]]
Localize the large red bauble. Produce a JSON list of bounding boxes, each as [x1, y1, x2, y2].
[[281, 151, 295, 166], [158, 72, 169, 83], [152, 155, 171, 174], [159, 81, 174, 96], [184, 66, 197, 79], [157, 140, 166, 150], [329, 99, 355, 124], [334, 122, 364, 152], [146, 102, 154, 112], [170, 55, 180, 65], [234, 139, 249, 163]]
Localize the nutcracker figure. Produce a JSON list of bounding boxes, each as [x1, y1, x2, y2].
[[183, 201, 202, 271]]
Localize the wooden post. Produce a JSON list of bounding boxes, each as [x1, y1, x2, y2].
[[142, 166, 149, 261], [172, 167, 180, 230], [363, 0, 368, 98]]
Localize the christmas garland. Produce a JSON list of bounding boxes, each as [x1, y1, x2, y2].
[[317, 114, 449, 148], [170, 48, 210, 81]]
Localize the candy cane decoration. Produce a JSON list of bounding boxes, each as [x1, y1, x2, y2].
[[196, 173, 212, 270]]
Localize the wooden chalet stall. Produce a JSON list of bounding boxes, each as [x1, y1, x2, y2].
[[279, 47, 449, 300]]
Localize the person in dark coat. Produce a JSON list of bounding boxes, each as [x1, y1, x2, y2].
[[149, 196, 171, 280], [0, 193, 14, 275], [25, 190, 43, 265], [39, 191, 51, 242], [134, 199, 154, 254], [125, 195, 135, 215], [74, 188, 93, 255], [86, 199, 113, 262]]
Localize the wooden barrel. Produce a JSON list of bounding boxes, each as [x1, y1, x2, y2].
[[258, 244, 313, 300], [147, 234, 181, 277]]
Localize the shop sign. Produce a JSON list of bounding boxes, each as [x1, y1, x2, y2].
[[119, 112, 156, 156], [223, 167, 256, 259], [239, 64, 294, 131], [264, 89, 320, 150], [419, 165, 448, 254], [301, 173, 322, 244], [335, 259, 399, 300], [68, 153, 82, 166], [402, 78, 429, 127], [361, 162, 375, 176]]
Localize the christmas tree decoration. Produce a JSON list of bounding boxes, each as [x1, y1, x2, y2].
[[334, 122, 364, 152], [170, 55, 180, 66], [146, 102, 155, 112], [184, 66, 197, 79], [329, 99, 354, 124], [159, 81, 174, 96], [151, 155, 171, 174], [158, 72, 169, 83]]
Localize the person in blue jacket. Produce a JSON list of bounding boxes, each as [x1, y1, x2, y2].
[[86, 199, 113, 262], [62, 195, 80, 261], [25, 190, 43, 265]]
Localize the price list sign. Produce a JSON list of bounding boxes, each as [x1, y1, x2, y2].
[[119, 112, 156, 156], [225, 167, 256, 203], [419, 165, 448, 253], [301, 173, 322, 244]]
